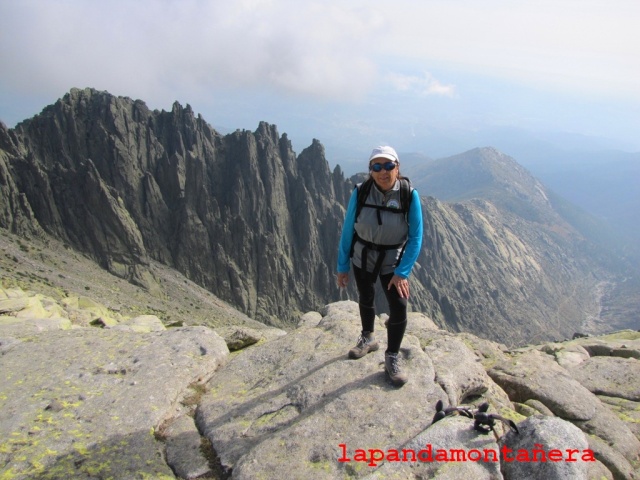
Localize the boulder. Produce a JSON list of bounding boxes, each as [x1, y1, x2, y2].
[[61, 295, 121, 327], [588, 460, 614, 480], [515, 402, 541, 418], [0, 326, 229, 479], [423, 333, 492, 406], [405, 311, 440, 333], [164, 415, 211, 480], [587, 434, 635, 480], [457, 332, 511, 369], [111, 314, 166, 332], [541, 342, 591, 369], [298, 310, 322, 328], [0, 296, 30, 314], [408, 327, 513, 414], [0, 316, 72, 337], [14, 297, 49, 319], [214, 325, 264, 351], [90, 316, 120, 328], [572, 402, 640, 464], [41, 298, 68, 319], [76, 295, 111, 314], [488, 350, 598, 420], [365, 415, 502, 479], [524, 399, 555, 417], [598, 395, 640, 440], [569, 356, 640, 401], [499, 416, 591, 480]]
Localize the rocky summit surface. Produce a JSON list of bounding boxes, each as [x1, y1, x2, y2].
[[1, 288, 639, 479]]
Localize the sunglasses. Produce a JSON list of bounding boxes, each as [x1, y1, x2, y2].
[[370, 161, 397, 172]]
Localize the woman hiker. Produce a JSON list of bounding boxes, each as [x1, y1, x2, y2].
[[336, 145, 423, 386]]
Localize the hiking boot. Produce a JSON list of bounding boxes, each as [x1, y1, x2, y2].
[[385, 352, 408, 386], [348, 332, 379, 359]]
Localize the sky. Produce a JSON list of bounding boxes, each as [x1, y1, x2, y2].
[[1, 0, 639, 169]]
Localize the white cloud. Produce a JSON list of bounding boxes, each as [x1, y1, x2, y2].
[[379, 0, 640, 100], [2, 0, 638, 106], [1, 0, 639, 150], [0, 0, 385, 107]]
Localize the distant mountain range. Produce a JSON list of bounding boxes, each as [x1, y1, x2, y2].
[[1, 88, 638, 345]]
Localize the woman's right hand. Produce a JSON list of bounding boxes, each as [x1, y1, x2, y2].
[[337, 272, 349, 288]]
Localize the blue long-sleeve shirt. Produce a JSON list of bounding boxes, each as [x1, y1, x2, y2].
[[337, 187, 423, 278]]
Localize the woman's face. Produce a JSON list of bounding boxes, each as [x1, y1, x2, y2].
[[369, 157, 399, 192]]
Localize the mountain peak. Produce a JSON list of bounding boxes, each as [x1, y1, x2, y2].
[[409, 146, 552, 217]]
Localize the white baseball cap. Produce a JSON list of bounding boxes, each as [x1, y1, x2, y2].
[[369, 145, 399, 163]]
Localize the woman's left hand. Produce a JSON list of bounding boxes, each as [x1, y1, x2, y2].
[[336, 272, 349, 289], [389, 275, 410, 299]]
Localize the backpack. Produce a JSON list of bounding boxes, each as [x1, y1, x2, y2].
[[354, 177, 413, 223], [350, 177, 413, 277]]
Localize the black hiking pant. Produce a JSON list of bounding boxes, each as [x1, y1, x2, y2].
[[353, 264, 407, 354]]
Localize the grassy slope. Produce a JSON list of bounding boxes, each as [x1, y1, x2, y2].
[[0, 228, 266, 330]]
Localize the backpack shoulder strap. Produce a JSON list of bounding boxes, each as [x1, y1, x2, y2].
[[399, 177, 413, 216], [355, 177, 374, 221]]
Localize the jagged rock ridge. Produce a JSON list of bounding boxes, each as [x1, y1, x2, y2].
[[0, 88, 633, 344], [0, 88, 351, 327]]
